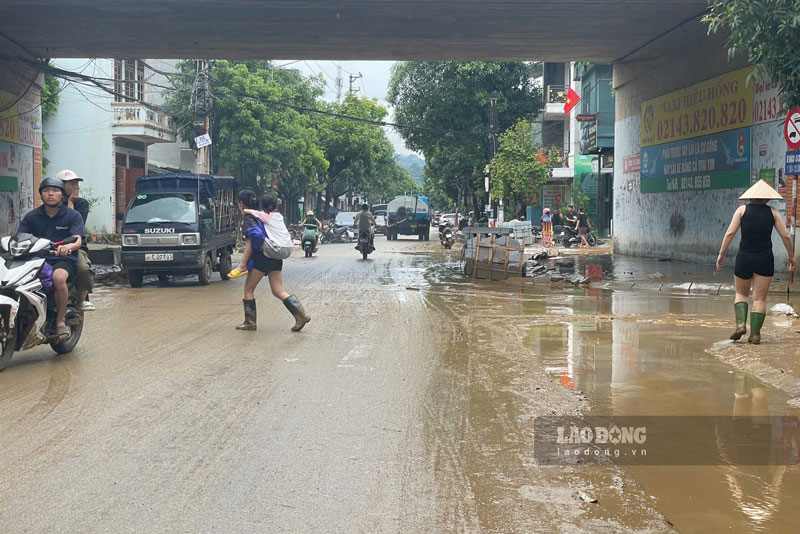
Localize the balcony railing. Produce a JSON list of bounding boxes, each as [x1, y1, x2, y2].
[[112, 102, 175, 131], [546, 85, 567, 104]]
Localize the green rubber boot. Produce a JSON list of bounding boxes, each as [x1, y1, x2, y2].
[[748, 312, 765, 345], [236, 299, 257, 331], [730, 302, 748, 341]]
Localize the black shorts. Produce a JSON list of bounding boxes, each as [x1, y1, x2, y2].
[[48, 259, 75, 280], [579, 226, 589, 235], [251, 253, 283, 274], [734, 250, 774, 279]]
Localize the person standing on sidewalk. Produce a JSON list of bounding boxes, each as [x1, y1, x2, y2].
[[717, 180, 796, 344], [56, 169, 95, 311], [576, 208, 590, 249], [540, 208, 554, 249]]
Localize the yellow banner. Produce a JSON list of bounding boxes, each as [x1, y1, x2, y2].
[[641, 67, 754, 147], [0, 89, 19, 144]]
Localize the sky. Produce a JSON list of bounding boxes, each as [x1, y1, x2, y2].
[[279, 60, 416, 156]]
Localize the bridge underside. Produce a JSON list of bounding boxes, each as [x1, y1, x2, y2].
[[1, 1, 708, 61]]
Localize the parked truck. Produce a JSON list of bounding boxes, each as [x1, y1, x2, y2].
[[386, 195, 432, 241], [121, 173, 239, 287]]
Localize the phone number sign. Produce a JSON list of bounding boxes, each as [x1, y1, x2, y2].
[[641, 67, 754, 148], [640, 128, 751, 193]]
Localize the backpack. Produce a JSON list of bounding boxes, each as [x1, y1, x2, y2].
[[259, 213, 294, 260]]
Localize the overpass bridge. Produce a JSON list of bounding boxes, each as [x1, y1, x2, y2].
[[1, 1, 707, 61]]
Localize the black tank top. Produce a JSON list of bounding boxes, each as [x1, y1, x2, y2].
[[739, 203, 774, 253]]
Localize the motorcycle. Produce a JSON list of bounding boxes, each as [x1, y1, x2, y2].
[[0, 234, 84, 371], [301, 223, 319, 257], [320, 224, 350, 244], [439, 223, 455, 249], [560, 225, 598, 248], [357, 229, 374, 260]]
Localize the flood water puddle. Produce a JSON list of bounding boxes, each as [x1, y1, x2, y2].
[[527, 320, 800, 532]]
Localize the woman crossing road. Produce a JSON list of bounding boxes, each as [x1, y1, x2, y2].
[[230, 190, 311, 332], [717, 180, 796, 344]]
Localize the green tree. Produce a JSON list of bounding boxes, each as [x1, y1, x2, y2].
[[315, 94, 404, 216], [40, 67, 61, 172], [165, 60, 328, 222], [489, 120, 561, 208], [387, 62, 543, 212], [704, 0, 800, 108]]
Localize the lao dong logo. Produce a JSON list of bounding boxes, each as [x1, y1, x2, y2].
[[557, 425, 647, 445]]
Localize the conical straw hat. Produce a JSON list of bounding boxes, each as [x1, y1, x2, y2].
[[739, 179, 782, 200]]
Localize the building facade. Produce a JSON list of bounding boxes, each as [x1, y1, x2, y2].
[[612, 20, 798, 270], [44, 59, 181, 234], [0, 55, 43, 237]]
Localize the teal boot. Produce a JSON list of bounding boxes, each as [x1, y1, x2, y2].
[[748, 312, 765, 345], [730, 302, 748, 341]]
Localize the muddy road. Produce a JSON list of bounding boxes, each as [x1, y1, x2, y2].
[[0, 235, 798, 532]]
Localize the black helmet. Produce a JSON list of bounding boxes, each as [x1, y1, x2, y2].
[[360, 202, 369, 210], [39, 177, 66, 196]]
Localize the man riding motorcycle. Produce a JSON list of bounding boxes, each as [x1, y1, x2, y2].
[[16, 177, 85, 340], [353, 202, 375, 252]]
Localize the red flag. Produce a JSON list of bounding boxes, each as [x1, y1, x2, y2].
[[563, 88, 581, 115]]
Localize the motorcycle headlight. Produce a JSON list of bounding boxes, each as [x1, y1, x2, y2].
[[123, 235, 139, 246], [181, 233, 199, 245], [9, 240, 31, 256]]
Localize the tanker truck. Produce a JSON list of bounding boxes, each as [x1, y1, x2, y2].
[[385, 195, 432, 241]]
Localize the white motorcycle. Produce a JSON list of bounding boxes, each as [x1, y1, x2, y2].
[[0, 233, 84, 371]]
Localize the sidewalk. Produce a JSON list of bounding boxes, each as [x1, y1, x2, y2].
[[525, 248, 798, 295]]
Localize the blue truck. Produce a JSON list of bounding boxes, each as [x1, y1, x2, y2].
[[385, 195, 432, 241], [120, 173, 239, 287]]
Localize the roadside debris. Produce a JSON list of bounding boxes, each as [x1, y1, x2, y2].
[[525, 257, 590, 285], [770, 303, 799, 318], [578, 492, 598, 503]]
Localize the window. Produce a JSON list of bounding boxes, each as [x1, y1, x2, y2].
[[114, 59, 146, 103]]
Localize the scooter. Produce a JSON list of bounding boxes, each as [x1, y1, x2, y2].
[[320, 224, 350, 244], [560, 225, 597, 248], [301, 223, 319, 257], [0, 234, 84, 371], [357, 229, 374, 260], [439, 223, 455, 249]]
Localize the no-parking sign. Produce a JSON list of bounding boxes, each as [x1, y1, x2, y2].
[[784, 107, 800, 150]]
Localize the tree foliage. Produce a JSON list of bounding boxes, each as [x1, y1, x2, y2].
[[40, 66, 61, 172], [704, 0, 800, 108], [387, 61, 543, 210], [166, 61, 408, 220], [489, 120, 561, 207]]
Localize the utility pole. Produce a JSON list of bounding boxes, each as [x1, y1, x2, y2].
[[348, 72, 362, 95], [336, 64, 343, 103], [487, 96, 499, 220], [192, 59, 212, 174]]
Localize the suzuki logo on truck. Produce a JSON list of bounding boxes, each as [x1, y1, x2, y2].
[[144, 228, 176, 234]]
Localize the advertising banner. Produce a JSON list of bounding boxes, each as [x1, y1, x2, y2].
[[0, 89, 19, 145], [640, 128, 750, 193], [641, 67, 754, 147]]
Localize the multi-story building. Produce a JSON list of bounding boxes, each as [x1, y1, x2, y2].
[[575, 63, 615, 236], [532, 62, 581, 222], [44, 59, 185, 234]]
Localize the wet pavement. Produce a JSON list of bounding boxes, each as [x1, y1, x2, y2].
[[1, 234, 799, 532]]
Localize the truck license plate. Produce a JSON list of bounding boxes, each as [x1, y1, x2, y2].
[[145, 253, 173, 262]]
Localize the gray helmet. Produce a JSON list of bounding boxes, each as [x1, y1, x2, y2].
[[39, 177, 66, 196]]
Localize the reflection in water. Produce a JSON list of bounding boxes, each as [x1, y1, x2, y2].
[[527, 320, 800, 533]]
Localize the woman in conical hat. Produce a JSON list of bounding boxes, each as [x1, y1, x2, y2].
[[716, 180, 795, 344]]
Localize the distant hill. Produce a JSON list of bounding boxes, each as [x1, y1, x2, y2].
[[395, 153, 425, 186]]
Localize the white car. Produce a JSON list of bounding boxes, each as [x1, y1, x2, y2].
[[440, 213, 458, 227]]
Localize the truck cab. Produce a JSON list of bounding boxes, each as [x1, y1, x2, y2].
[[121, 173, 239, 287]]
